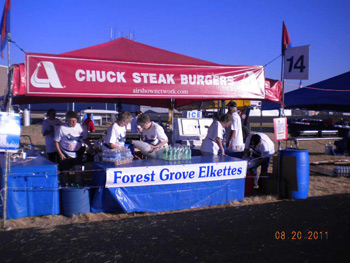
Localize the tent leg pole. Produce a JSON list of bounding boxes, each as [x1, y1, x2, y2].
[[260, 105, 263, 132], [170, 99, 175, 146], [2, 151, 9, 229]]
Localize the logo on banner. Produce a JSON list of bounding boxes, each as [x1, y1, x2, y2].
[[30, 61, 64, 88]]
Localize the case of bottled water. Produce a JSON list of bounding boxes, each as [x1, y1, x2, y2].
[[102, 148, 133, 165]]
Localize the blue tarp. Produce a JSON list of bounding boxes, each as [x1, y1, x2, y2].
[[0, 155, 60, 219], [91, 156, 245, 213], [262, 72, 350, 112]]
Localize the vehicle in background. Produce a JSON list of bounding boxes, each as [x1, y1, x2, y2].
[[287, 118, 349, 137]]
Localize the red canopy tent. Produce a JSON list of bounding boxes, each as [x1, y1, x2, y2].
[[8, 38, 282, 108]]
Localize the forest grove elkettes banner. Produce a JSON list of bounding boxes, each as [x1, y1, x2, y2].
[[26, 53, 265, 99]]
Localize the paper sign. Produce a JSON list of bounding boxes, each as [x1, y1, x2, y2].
[[284, 45, 310, 80], [273, 117, 288, 141], [0, 112, 21, 152]]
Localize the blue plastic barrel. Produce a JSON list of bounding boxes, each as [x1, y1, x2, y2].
[[280, 149, 309, 199], [60, 187, 90, 216]]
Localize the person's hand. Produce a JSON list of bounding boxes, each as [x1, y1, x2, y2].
[[226, 141, 231, 149], [242, 154, 249, 160], [218, 149, 225, 156], [59, 152, 66, 161], [148, 145, 157, 153]]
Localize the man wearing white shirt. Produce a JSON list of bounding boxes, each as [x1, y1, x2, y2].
[[244, 132, 275, 188], [137, 113, 168, 154], [55, 111, 88, 171], [103, 111, 133, 150], [225, 101, 244, 155]]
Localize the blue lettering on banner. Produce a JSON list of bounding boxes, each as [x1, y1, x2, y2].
[[199, 166, 206, 178], [160, 168, 196, 181], [114, 170, 156, 184], [106, 162, 247, 188], [196, 165, 244, 178]]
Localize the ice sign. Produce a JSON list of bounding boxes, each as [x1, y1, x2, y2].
[[187, 110, 202, 119], [0, 112, 21, 152]]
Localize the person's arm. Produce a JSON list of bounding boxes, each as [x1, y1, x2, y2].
[[149, 138, 168, 152], [43, 128, 54, 136], [55, 141, 66, 161], [109, 143, 125, 149], [148, 124, 168, 152], [42, 121, 54, 136], [226, 130, 236, 148], [216, 137, 225, 156], [90, 121, 95, 132], [243, 136, 251, 159]]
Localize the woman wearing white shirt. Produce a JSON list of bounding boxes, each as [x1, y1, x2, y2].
[[201, 114, 233, 156]]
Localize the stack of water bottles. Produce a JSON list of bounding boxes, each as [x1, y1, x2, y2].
[[333, 165, 350, 177], [102, 148, 133, 165], [162, 145, 192, 161]]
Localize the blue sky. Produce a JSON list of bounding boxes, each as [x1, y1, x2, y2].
[[2, 0, 349, 92]]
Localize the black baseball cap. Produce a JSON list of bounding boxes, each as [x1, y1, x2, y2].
[[227, 101, 237, 107]]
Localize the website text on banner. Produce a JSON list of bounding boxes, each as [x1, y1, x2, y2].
[[25, 53, 265, 100], [105, 160, 247, 188]]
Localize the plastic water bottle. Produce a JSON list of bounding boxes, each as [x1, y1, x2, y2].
[[173, 146, 178, 160], [162, 147, 168, 160], [126, 148, 132, 160], [185, 146, 192, 160], [178, 146, 184, 160], [168, 146, 174, 161]]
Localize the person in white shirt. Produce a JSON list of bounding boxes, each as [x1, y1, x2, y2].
[[103, 111, 133, 150], [131, 111, 143, 133], [225, 101, 244, 154], [54, 111, 88, 171], [201, 114, 233, 156], [42, 108, 61, 163], [137, 113, 168, 153], [244, 132, 275, 188]]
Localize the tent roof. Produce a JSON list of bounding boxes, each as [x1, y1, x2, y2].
[[262, 71, 350, 112], [63, 37, 217, 66], [8, 37, 281, 108]]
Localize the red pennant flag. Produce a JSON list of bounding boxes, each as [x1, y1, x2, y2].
[[0, 0, 11, 59], [282, 21, 291, 54]]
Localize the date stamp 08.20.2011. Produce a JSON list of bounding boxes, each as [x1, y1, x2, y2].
[[274, 231, 329, 240]]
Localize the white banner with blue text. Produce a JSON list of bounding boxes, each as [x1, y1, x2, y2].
[[105, 160, 247, 188]]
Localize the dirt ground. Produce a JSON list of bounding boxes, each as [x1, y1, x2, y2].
[[2, 123, 349, 230]]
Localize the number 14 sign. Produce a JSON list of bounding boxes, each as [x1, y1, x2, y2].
[[284, 45, 310, 80]]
